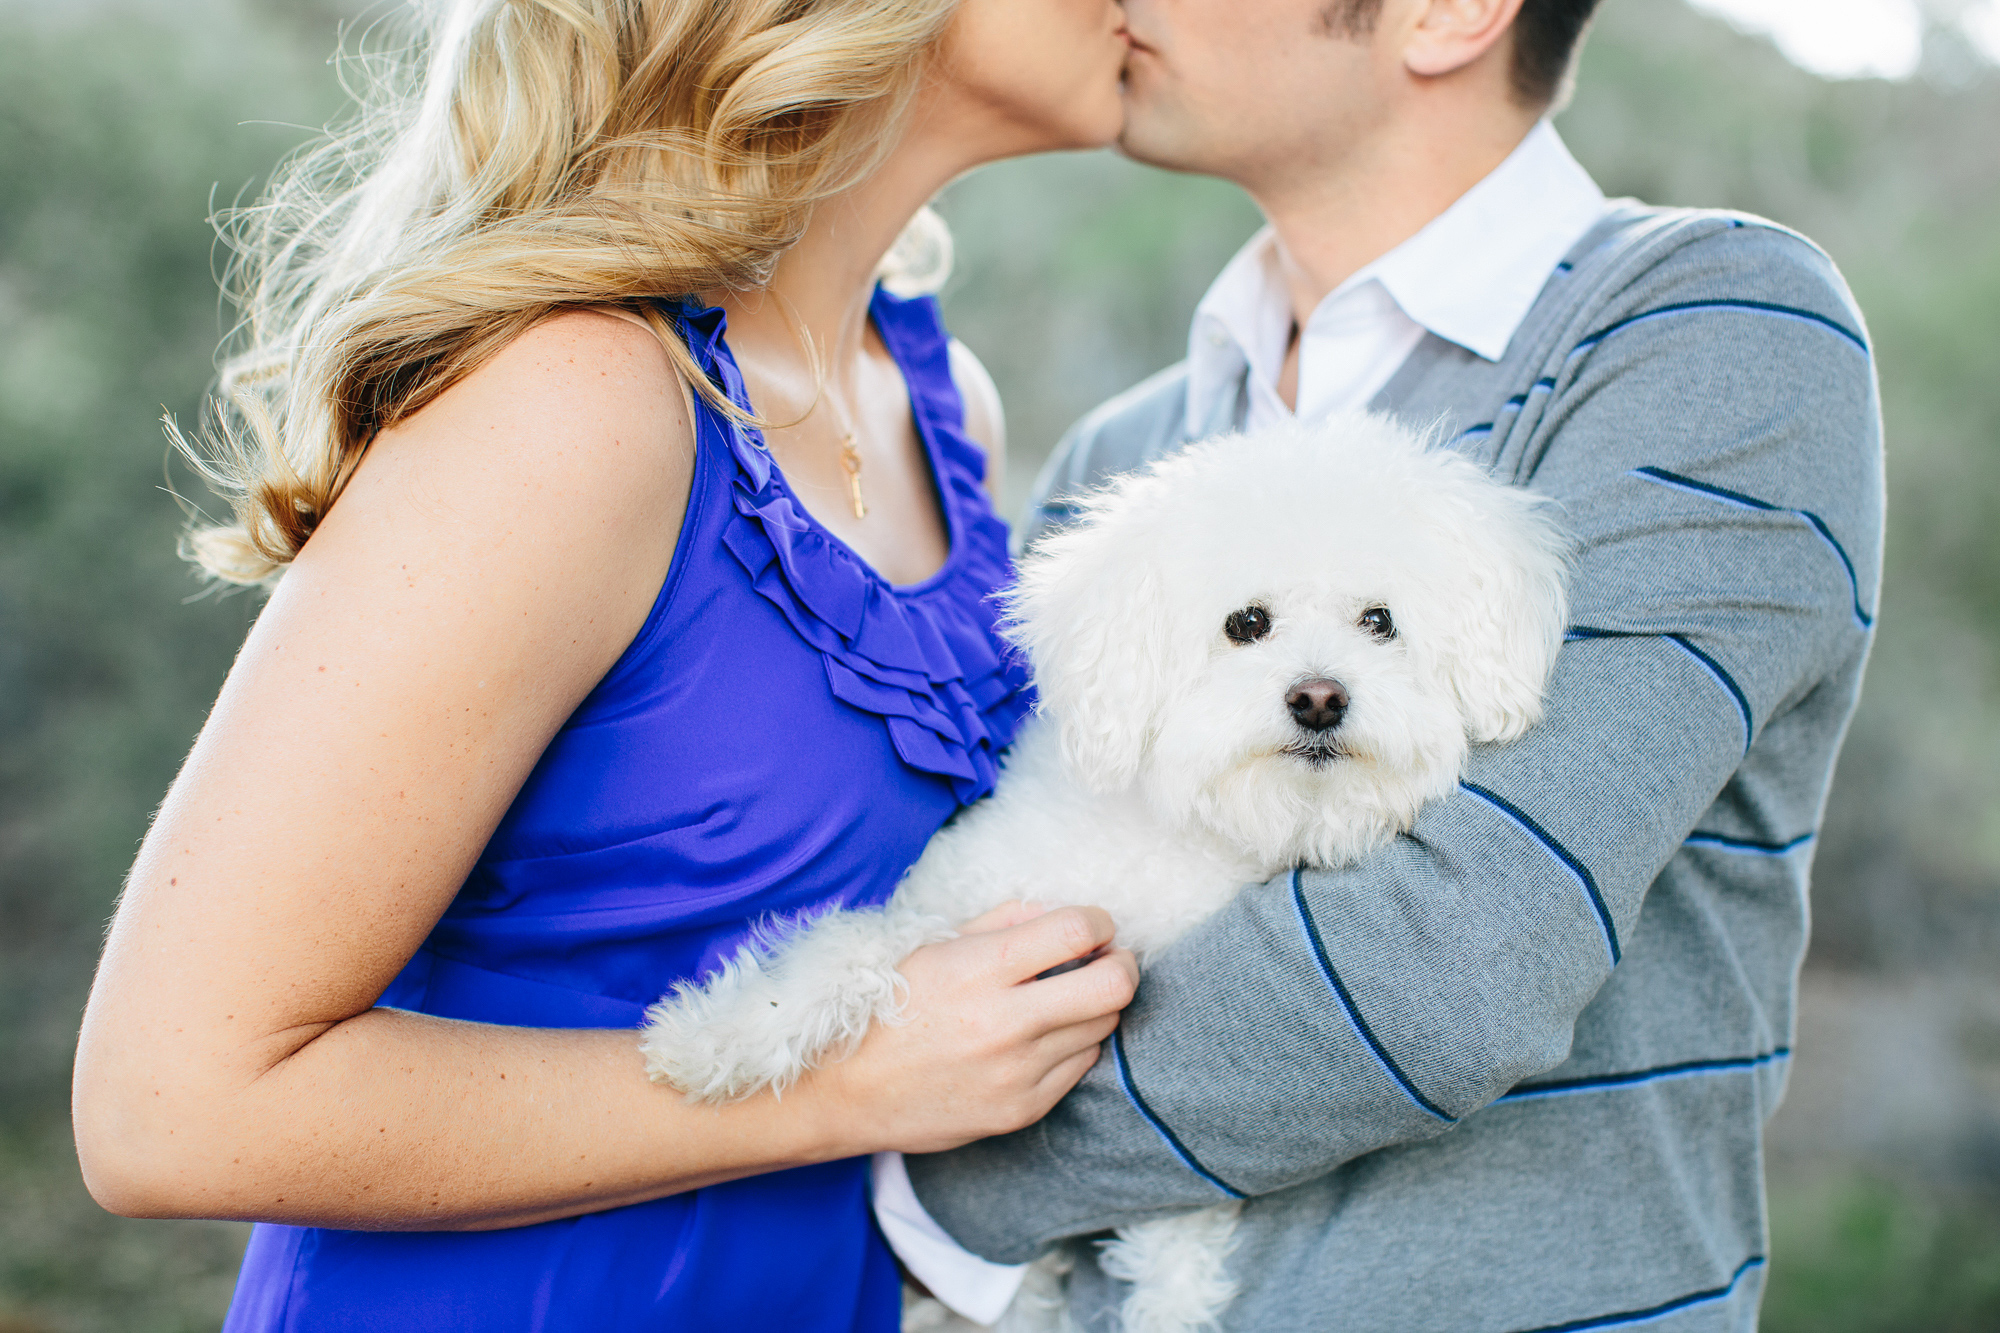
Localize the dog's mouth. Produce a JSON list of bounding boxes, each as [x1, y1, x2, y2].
[[1281, 739, 1350, 770]]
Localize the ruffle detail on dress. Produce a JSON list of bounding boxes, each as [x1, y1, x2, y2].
[[669, 296, 1034, 804]]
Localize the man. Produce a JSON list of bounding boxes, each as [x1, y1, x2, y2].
[[876, 1, 1883, 1327]]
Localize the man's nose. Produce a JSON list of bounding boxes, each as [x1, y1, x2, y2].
[[1286, 678, 1349, 732]]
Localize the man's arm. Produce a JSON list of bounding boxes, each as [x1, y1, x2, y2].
[[911, 222, 1884, 1260]]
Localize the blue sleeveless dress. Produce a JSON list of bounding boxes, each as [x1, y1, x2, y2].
[[222, 289, 1033, 1332]]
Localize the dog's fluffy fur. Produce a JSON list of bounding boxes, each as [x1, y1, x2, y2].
[[641, 414, 1571, 1332]]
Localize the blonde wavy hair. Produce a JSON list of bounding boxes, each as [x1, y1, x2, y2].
[[179, 0, 959, 584]]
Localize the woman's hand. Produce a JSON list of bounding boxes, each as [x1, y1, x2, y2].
[[810, 903, 1139, 1157]]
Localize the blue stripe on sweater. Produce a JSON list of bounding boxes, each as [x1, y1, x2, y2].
[[1109, 1030, 1246, 1199], [1630, 465, 1875, 628], [1565, 626, 1653, 641], [1685, 830, 1816, 855], [1498, 1049, 1791, 1103], [1290, 871, 1457, 1124], [1571, 299, 1868, 357], [1510, 1256, 1767, 1333], [1454, 376, 1558, 439], [1498, 380, 1557, 415], [1459, 783, 1620, 965], [1664, 634, 1754, 754], [1562, 627, 1754, 753]]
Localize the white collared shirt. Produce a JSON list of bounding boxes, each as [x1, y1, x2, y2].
[[872, 121, 1608, 1329], [1186, 120, 1606, 438]]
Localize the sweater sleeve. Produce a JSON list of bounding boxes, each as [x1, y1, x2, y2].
[[906, 223, 1884, 1263]]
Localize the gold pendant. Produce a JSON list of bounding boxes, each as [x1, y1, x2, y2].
[[839, 433, 867, 519]]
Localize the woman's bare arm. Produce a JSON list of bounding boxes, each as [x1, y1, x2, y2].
[[72, 310, 1135, 1232]]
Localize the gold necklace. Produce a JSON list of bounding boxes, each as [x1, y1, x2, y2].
[[763, 292, 868, 519], [836, 432, 867, 519]]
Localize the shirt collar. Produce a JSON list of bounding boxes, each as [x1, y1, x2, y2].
[[1185, 121, 1606, 435], [1369, 120, 1605, 362]]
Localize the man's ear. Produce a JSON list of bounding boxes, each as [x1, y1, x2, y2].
[[1003, 481, 1177, 793], [1401, 0, 1528, 78]]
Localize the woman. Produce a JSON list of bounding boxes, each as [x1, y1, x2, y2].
[[71, 0, 1138, 1327]]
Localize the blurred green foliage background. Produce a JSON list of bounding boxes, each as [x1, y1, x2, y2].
[[1, 1, 1997, 1328]]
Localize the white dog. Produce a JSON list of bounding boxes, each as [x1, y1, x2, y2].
[[641, 413, 1571, 1332]]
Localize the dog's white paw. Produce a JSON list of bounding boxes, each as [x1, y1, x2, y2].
[[640, 905, 954, 1103], [1098, 1203, 1242, 1333]]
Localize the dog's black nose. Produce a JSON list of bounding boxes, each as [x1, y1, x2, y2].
[[1286, 678, 1349, 732]]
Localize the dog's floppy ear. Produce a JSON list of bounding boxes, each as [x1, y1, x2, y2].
[[1005, 478, 1180, 792], [1416, 469, 1572, 745]]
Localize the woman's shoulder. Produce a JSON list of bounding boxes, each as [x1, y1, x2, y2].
[[946, 337, 1005, 461], [477, 305, 691, 438], [476, 304, 688, 411], [370, 307, 695, 523], [303, 307, 697, 689]]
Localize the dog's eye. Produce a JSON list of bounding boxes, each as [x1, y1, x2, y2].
[[1359, 606, 1396, 640], [1223, 606, 1272, 645]]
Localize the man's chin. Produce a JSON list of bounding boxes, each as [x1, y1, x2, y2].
[[1113, 120, 1218, 177]]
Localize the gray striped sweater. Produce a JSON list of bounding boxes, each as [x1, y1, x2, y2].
[[905, 204, 1884, 1332]]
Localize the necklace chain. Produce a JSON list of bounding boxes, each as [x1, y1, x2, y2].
[[837, 432, 867, 519], [761, 289, 868, 521]]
